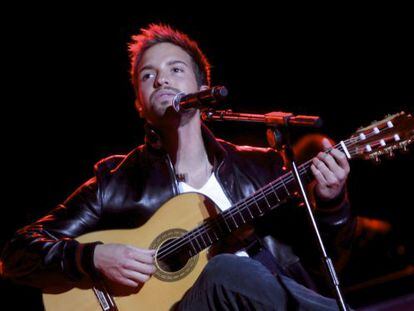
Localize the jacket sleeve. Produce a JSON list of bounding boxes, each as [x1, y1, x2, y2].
[[0, 173, 105, 289], [311, 186, 356, 270], [292, 133, 357, 270]]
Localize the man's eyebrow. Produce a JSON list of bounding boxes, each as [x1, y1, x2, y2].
[[167, 60, 189, 67], [139, 65, 154, 74], [139, 60, 189, 74]]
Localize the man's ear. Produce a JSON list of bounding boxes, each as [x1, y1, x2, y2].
[[134, 99, 144, 118], [199, 85, 209, 91]]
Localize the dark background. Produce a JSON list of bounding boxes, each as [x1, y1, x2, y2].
[[1, 4, 413, 310]]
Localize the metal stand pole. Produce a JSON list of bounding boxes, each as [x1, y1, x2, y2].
[[268, 119, 348, 311]]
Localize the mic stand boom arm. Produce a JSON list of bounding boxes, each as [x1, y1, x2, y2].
[[202, 109, 322, 128]]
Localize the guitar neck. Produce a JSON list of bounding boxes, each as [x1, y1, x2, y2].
[[183, 112, 414, 254], [160, 139, 353, 259]]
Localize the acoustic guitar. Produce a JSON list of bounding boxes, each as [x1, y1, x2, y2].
[[43, 112, 413, 310]]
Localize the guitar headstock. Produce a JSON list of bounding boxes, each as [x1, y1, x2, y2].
[[346, 111, 414, 162]]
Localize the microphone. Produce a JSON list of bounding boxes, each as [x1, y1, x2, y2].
[[172, 86, 228, 112]]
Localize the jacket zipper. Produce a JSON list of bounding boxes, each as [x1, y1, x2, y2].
[[214, 159, 235, 205], [165, 153, 179, 195]]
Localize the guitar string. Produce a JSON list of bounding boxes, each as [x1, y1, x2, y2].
[[156, 138, 356, 259], [157, 125, 399, 259], [156, 138, 364, 259], [173, 123, 406, 256], [156, 137, 369, 259]]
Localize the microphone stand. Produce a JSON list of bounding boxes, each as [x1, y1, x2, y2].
[[203, 109, 349, 311], [202, 109, 322, 129]]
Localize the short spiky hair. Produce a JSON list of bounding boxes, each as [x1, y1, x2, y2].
[[129, 24, 211, 93]]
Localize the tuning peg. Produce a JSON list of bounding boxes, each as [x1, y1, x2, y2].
[[369, 151, 382, 164], [400, 142, 409, 153]]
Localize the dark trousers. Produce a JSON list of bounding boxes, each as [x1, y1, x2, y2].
[[177, 254, 340, 311]]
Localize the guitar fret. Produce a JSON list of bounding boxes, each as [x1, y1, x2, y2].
[[281, 176, 290, 196], [199, 231, 207, 248], [253, 196, 263, 215], [214, 217, 226, 235], [245, 201, 254, 219], [237, 206, 246, 224], [301, 164, 313, 183], [206, 230, 213, 244], [271, 183, 280, 202], [211, 220, 222, 239], [187, 232, 198, 254], [222, 215, 232, 232], [261, 185, 279, 208], [229, 211, 239, 228], [194, 235, 202, 251], [261, 189, 271, 208], [212, 229, 219, 240]]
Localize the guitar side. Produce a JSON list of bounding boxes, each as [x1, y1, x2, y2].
[[43, 193, 215, 310]]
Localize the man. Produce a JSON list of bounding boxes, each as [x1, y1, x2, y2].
[[1, 24, 354, 310]]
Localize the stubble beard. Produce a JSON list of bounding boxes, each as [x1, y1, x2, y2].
[[150, 100, 197, 131]]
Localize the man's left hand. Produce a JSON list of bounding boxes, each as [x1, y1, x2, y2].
[[310, 138, 350, 201]]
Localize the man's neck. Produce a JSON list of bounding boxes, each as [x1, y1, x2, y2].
[[159, 115, 210, 177]]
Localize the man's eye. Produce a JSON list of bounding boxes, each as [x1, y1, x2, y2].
[[172, 67, 184, 73], [141, 73, 154, 81]]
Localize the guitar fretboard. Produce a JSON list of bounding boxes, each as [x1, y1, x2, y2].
[[157, 139, 353, 260]]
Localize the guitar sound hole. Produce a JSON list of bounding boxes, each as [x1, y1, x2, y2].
[[156, 238, 191, 273]]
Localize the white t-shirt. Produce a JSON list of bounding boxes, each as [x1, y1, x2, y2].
[[178, 172, 232, 211], [178, 173, 249, 257]]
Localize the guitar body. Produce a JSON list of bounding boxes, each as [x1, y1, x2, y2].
[[43, 193, 217, 310]]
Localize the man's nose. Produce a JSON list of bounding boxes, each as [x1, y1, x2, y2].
[[154, 73, 170, 88]]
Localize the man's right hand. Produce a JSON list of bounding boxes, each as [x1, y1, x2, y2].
[[93, 243, 156, 288]]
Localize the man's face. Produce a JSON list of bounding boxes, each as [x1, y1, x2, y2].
[[136, 42, 202, 126]]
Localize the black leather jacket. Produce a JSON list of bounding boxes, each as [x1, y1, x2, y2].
[[0, 125, 355, 292]]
